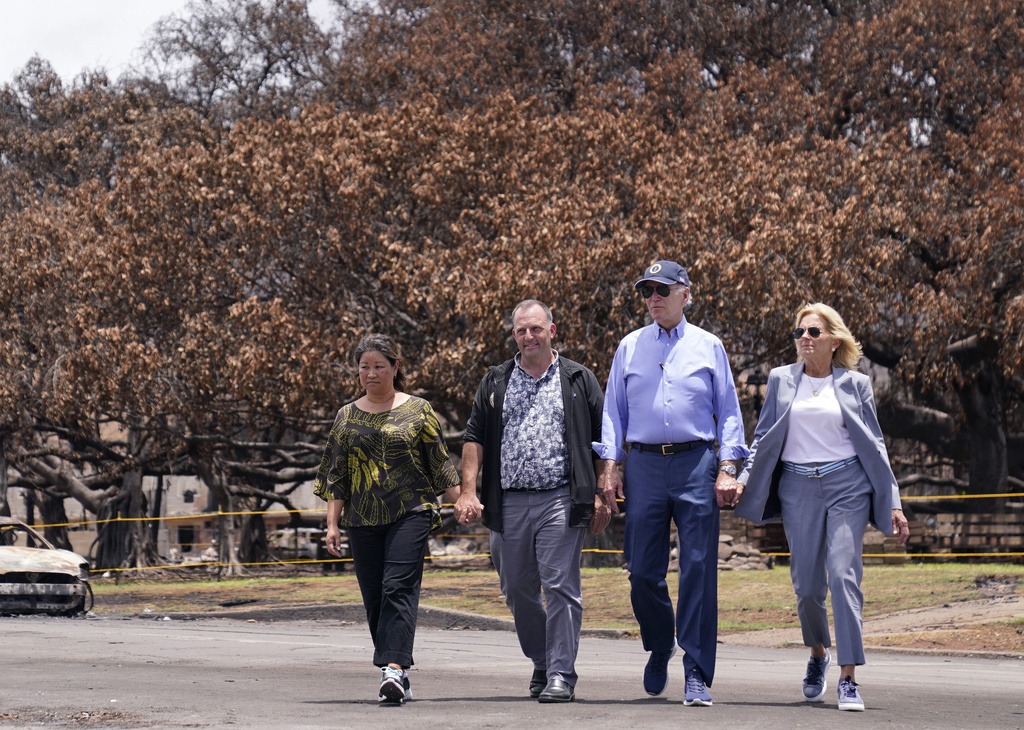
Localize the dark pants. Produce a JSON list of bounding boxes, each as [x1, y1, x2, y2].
[[348, 510, 432, 668], [623, 443, 720, 685]]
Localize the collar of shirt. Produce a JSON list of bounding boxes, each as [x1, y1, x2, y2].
[[513, 349, 560, 381], [654, 315, 686, 342]]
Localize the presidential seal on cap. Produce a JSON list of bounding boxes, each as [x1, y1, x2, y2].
[[634, 260, 690, 290]]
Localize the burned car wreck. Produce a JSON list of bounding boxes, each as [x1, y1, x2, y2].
[[0, 516, 93, 616]]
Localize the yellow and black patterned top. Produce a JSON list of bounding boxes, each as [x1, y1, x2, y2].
[[313, 396, 460, 529]]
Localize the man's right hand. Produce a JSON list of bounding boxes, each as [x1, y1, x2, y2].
[[454, 492, 483, 525], [596, 459, 624, 514]]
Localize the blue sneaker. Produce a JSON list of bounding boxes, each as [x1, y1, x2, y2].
[[802, 648, 830, 702], [683, 669, 713, 707], [643, 645, 677, 696], [837, 676, 865, 711]]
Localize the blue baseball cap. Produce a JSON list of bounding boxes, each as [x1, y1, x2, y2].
[[634, 260, 690, 290]]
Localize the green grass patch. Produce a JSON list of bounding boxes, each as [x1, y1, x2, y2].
[[90, 563, 1023, 633]]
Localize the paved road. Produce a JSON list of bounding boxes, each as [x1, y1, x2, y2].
[[2, 614, 1022, 729]]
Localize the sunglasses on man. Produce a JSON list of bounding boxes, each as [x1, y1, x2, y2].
[[792, 327, 824, 339], [639, 283, 679, 299]]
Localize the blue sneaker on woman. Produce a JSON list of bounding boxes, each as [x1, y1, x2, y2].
[[802, 648, 830, 702], [837, 676, 865, 711]]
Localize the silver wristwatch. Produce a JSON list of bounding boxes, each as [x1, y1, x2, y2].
[[718, 463, 738, 477]]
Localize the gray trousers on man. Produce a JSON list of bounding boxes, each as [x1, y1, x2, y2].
[[490, 487, 587, 686], [778, 461, 873, 666]]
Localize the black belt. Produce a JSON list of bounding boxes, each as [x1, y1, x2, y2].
[[505, 484, 566, 493], [630, 440, 711, 456]]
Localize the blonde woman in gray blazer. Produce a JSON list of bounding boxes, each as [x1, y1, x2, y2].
[[734, 303, 909, 712]]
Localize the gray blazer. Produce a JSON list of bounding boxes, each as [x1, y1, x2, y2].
[[735, 363, 902, 533]]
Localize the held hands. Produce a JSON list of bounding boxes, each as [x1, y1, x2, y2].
[[892, 508, 910, 546], [715, 473, 743, 508], [454, 492, 484, 525], [597, 460, 624, 514], [590, 493, 612, 535]]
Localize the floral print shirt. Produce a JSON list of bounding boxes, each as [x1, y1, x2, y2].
[[499, 356, 570, 490]]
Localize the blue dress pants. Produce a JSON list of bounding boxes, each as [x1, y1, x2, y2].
[[623, 443, 720, 685]]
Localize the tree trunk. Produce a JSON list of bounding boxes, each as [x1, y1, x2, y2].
[[24, 488, 36, 526], [956, 362, 1008, 510], [150, 475, 164, 545], [191, 449, 243, 578], [1009, 434, 1024, 483], [239, 505, 270, 565], [215, 494, 241, 578], [0, 440, 10, 518], [93, 491, 133, 570], [122, 465, 159, 569], [38, 491, 72, 550]]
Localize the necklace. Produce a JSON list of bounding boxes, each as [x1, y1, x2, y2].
[[806, 374, 830, 396]]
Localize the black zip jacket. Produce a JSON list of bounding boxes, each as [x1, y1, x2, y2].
[[464, 355, 604, 533]]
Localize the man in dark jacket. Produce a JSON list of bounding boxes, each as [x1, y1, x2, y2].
[[455, 299, 610, 703]]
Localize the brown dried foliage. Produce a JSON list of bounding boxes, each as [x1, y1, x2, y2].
[[1, 0, 1022, 552]]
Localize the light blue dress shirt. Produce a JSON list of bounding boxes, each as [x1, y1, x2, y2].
[[593, 316, 750, 463]]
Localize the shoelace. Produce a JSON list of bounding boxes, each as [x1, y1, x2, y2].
[[685, 672, 707, 694], [838, 679, 859, 698], [805, 657, 827, 684]]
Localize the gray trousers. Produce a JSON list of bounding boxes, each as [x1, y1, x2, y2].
[[490, 488, 587, 685], [778, 460, 873, 666]]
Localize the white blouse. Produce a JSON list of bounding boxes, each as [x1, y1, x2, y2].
[[780, 375, 858, 464]]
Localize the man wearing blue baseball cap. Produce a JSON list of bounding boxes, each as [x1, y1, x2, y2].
[[593, 260, 748, 707]]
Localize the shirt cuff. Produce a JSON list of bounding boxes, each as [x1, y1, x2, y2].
[[591, 442, 624, 462], [717, 445, 751, 462]]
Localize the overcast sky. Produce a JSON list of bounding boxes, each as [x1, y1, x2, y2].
[[2, 0, 335, 86], [2, 1, 193, 84]]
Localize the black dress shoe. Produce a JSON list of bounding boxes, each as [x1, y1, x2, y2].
[[538, 676, 575, 703], [529, 669, 547, 699]]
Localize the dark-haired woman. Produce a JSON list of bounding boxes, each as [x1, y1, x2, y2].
[[315, 333, 461, 705]]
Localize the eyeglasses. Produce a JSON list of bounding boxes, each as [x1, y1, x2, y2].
[[639, 283, 675, 299], [792, 327, 824, 339]]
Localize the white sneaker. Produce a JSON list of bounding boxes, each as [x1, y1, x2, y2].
[[837, 676, 865, 711], [378, 666, 407, 705]]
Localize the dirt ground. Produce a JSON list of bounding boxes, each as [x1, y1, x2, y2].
[[719, 579, 1024, 656]]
